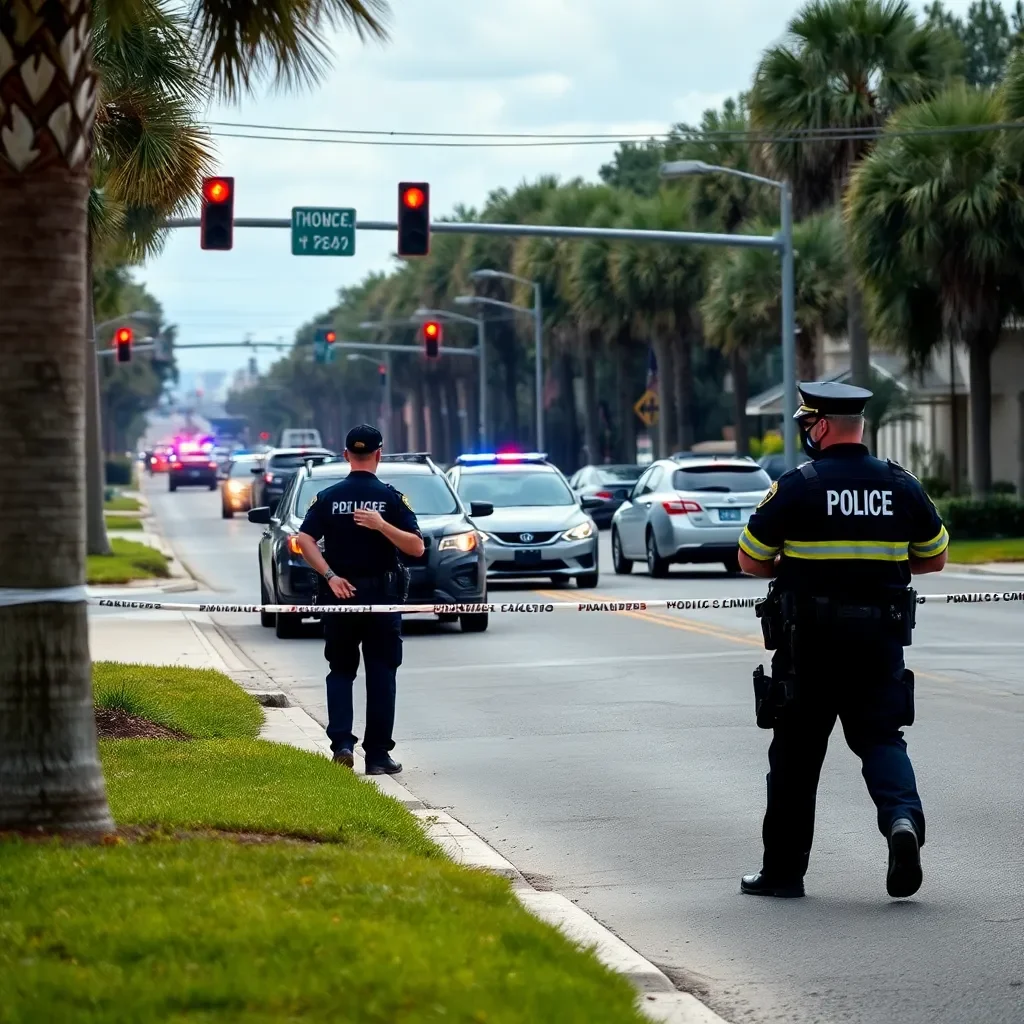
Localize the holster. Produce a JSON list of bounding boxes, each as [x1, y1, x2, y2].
[[752, 664, 796, 730], [754, 583, 786, 651]]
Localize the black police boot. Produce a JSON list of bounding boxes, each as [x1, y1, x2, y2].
[[740, 871, 805, 898], [332, 748, 354, 768], [365, 754, 402, 776], [886, 818, 922, 898]]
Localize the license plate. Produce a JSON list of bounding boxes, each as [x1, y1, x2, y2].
[[514, 548, 542, 564], [719, 508, 741, 522], [189, 470, 200, 477]]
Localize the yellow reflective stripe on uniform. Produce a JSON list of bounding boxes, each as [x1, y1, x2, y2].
[[739, 527, 779, 561], [782, 539, 909, 561], [909, 526, 949, 558]]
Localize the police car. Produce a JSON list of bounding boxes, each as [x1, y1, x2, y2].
[[446, 453, 602, 587], [249, 453, 492, 638], [168, 438, 218, 492]]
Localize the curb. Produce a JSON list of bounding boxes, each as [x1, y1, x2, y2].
[[257, 703, 731, 1024]]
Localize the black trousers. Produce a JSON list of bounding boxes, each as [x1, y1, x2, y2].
[[322, 608, 402, 758], [761, 636, 924, 879]]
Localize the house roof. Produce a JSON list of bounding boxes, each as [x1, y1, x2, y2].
[[746, 348, 968, 416]]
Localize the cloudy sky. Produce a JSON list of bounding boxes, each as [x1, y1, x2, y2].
[[139, 0, 949, 382]]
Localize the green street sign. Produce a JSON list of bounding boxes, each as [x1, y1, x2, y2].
[[291, 207, 356, 256]]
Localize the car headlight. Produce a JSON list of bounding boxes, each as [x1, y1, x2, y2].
[[562, 521, 594, 541], [437, 530, 478, 553]]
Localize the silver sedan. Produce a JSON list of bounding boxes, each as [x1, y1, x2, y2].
[[611, 457, 772, 576]]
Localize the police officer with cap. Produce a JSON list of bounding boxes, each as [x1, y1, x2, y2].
[[295, 424, 424, 774], [737, 381, 949, 899]]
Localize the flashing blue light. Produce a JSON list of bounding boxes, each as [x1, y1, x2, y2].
[[456, 452, 548, 465]]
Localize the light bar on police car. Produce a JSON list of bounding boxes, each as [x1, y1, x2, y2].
[[455, 452, 548, 464]]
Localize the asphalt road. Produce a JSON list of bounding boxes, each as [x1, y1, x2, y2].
[[134, 474, 1024, 1024]]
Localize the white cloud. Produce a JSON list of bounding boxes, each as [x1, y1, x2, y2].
[[141, 0, 939, 376]]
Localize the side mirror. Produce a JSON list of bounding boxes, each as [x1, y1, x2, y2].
[[469, 500, 493, 518], [251, 465, 264, 474], [248, 506, 271, 525], [581, 496, 604, 511]]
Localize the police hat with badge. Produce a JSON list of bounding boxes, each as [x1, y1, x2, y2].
[[793, 381, 872, 460], [345, 423, 383, 454]]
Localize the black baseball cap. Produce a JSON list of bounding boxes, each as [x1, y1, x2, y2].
[[345, 423, 383, 453]]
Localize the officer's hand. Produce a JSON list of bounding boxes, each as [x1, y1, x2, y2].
[[328, 576, 355, 600], [353, 508, 385, 531]]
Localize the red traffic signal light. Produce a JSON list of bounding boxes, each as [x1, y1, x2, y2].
[[200, 175, 234, 250], [259, 431, 270, 441], [114, 326, 132, 363], [422, 320, 441, 359], [324, 330, 336, 344], [397, 181, 430, 258]]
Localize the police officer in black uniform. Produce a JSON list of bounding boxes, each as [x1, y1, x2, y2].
[[737, 382, 949, 899], [295, 425, 424, 774]]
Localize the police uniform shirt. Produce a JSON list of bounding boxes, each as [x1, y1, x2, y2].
[[739, 444, 949, 592], [298, 471, 421, 578]]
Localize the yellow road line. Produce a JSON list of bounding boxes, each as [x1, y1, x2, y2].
[[531, 588, 763, 649]]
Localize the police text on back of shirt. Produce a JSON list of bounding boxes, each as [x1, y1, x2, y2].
[[331, 500, 388, 514], [826, 489, 893, 517]]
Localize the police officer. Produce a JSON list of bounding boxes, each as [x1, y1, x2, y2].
[[295, 424, 424, 774], [737, 382, 949, 899]]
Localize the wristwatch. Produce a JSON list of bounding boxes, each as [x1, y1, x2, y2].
[[323, 570, 336, 581]]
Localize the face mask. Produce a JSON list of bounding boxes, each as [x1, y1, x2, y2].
[[799, 418, 824, 461]]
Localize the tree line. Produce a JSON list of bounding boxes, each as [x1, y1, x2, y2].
[[232, 0, 1024, 495]]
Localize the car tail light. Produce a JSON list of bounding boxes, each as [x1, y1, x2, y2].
[[594, 490, 613, 499], [208, 461, 217, 469], [264, 472, 273, 484], [171, 461, 182, 470], [287, 536, 303, 555], [662, 499, 703, 515]]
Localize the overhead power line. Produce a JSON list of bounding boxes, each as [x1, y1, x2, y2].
[[208, 119, 1024, 149]]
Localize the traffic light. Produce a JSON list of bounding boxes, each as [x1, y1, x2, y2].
[[397, 182, 430, 257], [378, 364, 387, 387], [422, 320, 441, 359], [114, 326, 132, 363], [200, 175, 234, 250], [313, 326, 336, 363]]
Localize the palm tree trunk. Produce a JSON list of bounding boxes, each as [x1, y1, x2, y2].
[[797, 328, 818, 381], [426, 375, 444, 460], [673, 333, 694, 451], [442, 375, 461, 460], [967, 337, 994, 495], [730, 349, 750, 456], [0, 117, 114, 829], [580, 331, 600, 466], [847, 274, 871, 388], [615, 334, 636, 462], [558, 350, 580, 468], [653, 336, 673, 457], [85, 272, 112, 556]]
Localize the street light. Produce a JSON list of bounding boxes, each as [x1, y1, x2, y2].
[[414, 306, 488, 450], [468, 268, 545, 451], [660, 160, 797, 470]]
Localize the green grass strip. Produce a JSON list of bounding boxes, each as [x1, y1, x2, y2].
[[103, 515, 143, 531], [103, 495, 142, 512], [947, 537, 1024, 564], [86, 538, 170, 584], [0, 837, 646, 1023], [93, 663, 262, 740]]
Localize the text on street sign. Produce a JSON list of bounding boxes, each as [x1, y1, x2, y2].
[[291, 207, 356, 257]]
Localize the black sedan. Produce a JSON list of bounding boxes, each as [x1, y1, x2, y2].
[[249, 446, 333, 513], [568, 464, 644, 527], [249, 454, 493, 639]]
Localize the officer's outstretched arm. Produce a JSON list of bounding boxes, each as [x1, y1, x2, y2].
[[910, 549, 947, 574], [738, 549, 777, 578]]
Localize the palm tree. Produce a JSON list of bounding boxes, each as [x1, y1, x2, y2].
[[846, 84, 1024, 494], [84, 2, 215, 558], [749, 0, 959, 388], [0, 0, 389, 834]]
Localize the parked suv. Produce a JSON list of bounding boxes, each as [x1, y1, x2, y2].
[[248, 453, 493, 638], [250, 447, 333, 513]]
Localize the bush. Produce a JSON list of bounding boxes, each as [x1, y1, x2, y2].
[[920, 475, 951, 499], [992, 480, 1018, 496], [749, 432, 784, 459], [105, 456, 133, 486], [935, 495, 1024, 539]]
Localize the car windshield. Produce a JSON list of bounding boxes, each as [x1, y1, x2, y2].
[[295, 473, 459, 516], [672, 466, 772, 493], [597, 466, 643, 484], [457, 470, 575, 507]]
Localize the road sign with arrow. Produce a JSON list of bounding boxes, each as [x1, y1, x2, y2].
[[634, 389, 660, 427]]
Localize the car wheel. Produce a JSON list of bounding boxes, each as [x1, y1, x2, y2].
[[222, 504, 234, 519], [611, 528, 633, 575], [646, 530, 670, 578], [460, 613, 489, 632], [722, 553, 742, 575], [259, 567, 275, 628], [208, 481, 217, 491], [576, 572, 599, 588], [169, 480, 177, 492]]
